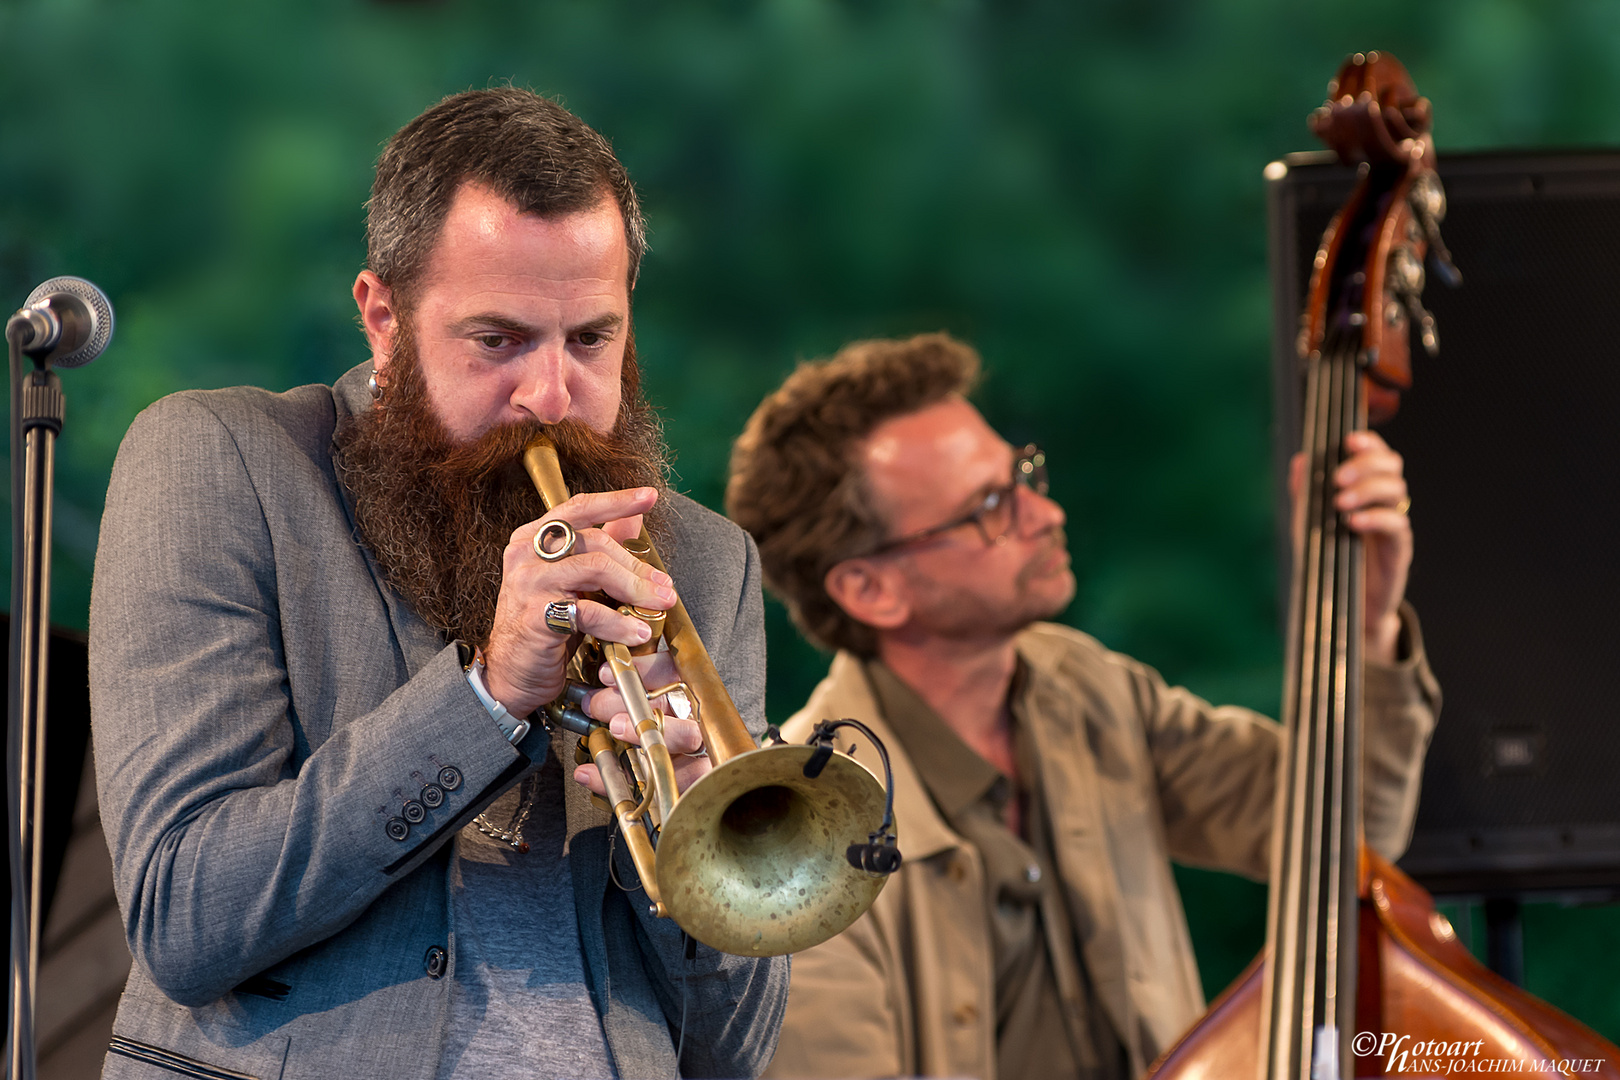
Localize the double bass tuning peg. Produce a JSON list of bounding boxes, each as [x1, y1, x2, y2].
[[1385, 244, 1440, 357], [1408, 171, 1463, 289]]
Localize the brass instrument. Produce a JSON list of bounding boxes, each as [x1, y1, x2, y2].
[[522, 435, 892, 957]]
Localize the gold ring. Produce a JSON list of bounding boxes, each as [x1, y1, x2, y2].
[[533, 519, 578, 561], [1395, 496, 1411, 516]]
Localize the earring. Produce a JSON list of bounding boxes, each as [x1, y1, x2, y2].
[[368, 371, 383, 401]]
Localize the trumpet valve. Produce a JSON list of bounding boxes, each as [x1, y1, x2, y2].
[[621, 604, 667, 656]]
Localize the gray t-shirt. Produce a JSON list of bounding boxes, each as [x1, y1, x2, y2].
[[435, 751, 619, 1080]]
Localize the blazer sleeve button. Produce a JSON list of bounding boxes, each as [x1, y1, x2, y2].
[[437, 766, 464, 791], [384, 817, 410, 842], [401, 799, 426, 824], [424, 946, 448, 979], [420, 783, 445, 809]]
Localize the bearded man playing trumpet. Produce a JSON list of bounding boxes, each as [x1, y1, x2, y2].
[[89, 88, 786, 1080]]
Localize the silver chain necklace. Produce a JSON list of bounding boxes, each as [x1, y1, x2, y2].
[[473, 774, 537, 853]]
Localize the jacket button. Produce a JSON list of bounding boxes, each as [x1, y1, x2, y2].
[[420, 783, 445, 809], [952, 1003, 977, 1025], [401, 799, 426, 824], [384, 817, 410, 842], [438, 766, 463, 791], [424, 946, 448, 979]]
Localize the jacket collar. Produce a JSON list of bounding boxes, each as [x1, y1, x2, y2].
[[781, 651, 967, 863]]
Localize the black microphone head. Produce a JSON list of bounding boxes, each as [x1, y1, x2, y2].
[[25, 276, 113, 368], [846, 837, 902, 876]]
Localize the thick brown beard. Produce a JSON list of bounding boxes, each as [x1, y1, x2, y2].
[[334, 320, 671, 646]]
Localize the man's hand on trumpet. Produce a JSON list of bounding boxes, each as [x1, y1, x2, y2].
[[480, 486, 676, 718], [575, 653, 716, 799], [475, 484, 713, 798]]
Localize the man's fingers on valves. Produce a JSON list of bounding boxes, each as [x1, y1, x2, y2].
[[535, 594, 660, 647], [601, 712, 701, 749]]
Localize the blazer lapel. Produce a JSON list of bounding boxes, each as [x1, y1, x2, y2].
[[328, 365, 444, 680]]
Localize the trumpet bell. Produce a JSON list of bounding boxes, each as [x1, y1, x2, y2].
[[655, 744, 890, 956]]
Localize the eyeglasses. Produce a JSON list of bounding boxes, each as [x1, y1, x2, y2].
[[868, 445, 1049, 556]]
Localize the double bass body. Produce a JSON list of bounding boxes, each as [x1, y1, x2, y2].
[[1152, 847, 1619, 1077]]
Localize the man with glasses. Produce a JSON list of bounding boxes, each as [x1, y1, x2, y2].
[[726, 332, 1438, 1080]]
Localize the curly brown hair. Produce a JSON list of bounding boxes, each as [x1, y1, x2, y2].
[[726, 332, 981, 657]]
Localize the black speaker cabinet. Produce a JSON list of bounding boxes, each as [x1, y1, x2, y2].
[[1267, 149, 1620, 896]]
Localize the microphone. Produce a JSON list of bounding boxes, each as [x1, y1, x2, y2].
[[7, 276, 114, 368], [800, 718, 905, 878], [847, 833, 902, 875]]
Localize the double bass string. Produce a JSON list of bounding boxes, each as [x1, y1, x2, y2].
[[1320, 337, 1366, 1079], [1306, 337, 1341, 1078], [1264, 330, 1323, 1080], [1264, 332, 1364, 1080], [1263, 331, 1316, 1080]]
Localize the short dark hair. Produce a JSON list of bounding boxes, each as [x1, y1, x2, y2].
[[366, 87, 647, 303], [727, 333, 980, 657]]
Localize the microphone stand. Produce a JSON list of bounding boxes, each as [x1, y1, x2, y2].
[[4, 323, 65, 1080]]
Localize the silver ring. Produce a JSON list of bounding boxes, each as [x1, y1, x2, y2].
[[533, 519, 578, 562], [544, 599, 579, 636]]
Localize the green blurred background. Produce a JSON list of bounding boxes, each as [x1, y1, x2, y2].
[[4, 0, 1617, 1045]]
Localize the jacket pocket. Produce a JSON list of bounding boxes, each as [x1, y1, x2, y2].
[[106, 1036, 261, 1080]]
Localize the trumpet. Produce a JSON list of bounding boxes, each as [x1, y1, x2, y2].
[[522, 435, 895, 957]]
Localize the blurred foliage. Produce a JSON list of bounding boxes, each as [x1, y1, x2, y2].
[[5, 0, 1620, 1038]]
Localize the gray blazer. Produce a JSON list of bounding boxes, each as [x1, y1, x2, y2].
[[89, 364, 787, 1079]]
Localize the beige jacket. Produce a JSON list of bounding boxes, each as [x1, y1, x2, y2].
[[765, 617, 1439, 1080]]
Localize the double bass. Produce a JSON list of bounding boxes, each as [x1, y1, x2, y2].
[[1150, 52, 1620, 1079]]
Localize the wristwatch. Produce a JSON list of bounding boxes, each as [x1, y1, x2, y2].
[[464, 648, 531, 746]]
